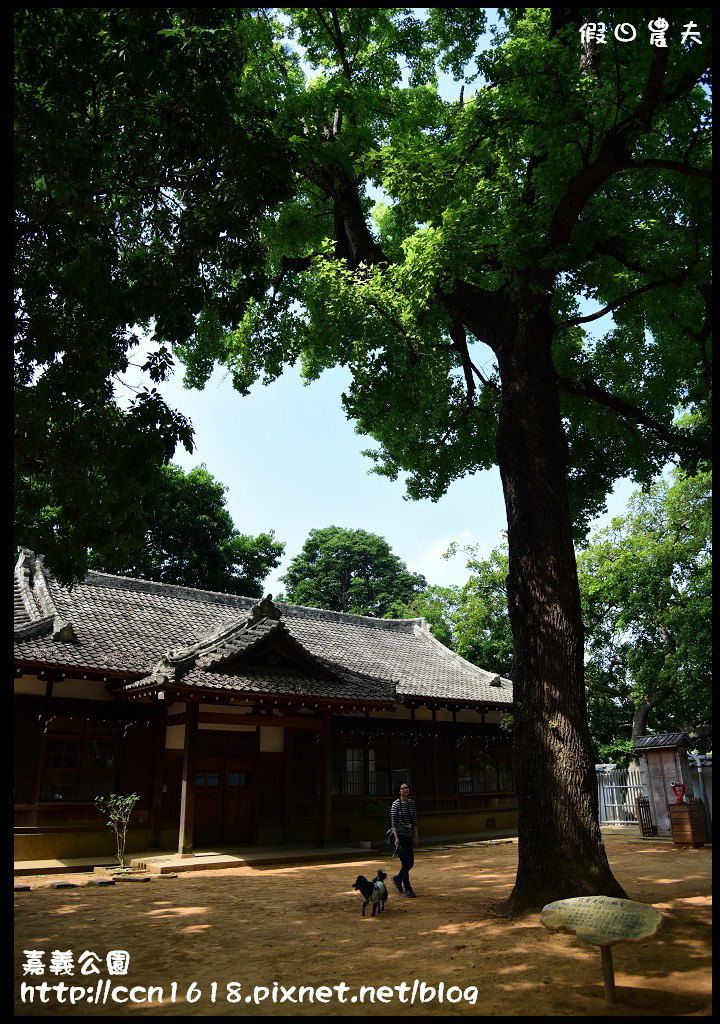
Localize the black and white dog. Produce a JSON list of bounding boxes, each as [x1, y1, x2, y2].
[[352, 869, 388, 916]]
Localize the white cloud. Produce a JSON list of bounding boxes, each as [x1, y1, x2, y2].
[[414, 530, 488, 587]]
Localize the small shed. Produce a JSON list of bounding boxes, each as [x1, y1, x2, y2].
[[632, 733, 696, 837]]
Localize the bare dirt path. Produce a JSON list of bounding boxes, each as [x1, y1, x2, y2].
[[14, 836, 711, 1017]]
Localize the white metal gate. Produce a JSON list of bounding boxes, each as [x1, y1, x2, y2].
[[597, 768, 644, 825]]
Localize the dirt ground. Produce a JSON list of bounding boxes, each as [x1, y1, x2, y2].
[[14, 835, 711, 1017]]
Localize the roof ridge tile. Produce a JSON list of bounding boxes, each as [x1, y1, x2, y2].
[[84, 570, 258, 607], [275, 601, 424, 631], [14, 549, 43, 622], [15, 549, 77, 641]]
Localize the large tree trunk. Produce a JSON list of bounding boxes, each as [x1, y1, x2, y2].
[[632, 703, 652, 742], [495, 290, 626, 914], [631, 683, 672, 742]]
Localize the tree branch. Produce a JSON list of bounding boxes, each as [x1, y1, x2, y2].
[[556, 375, 712, 458], [681, 722, 712, 741], [558, 264, 698, 328], [591, 235, 659, 276], [622, 158, 711, 179], [363, 297, 410, 340], [441, 281, 513, 356], [449, 319, 475, 406], [592, 682, 628, 701], [681, 284, 712, 385], [329, 8, 352, 80], [440, 406, 472, 444], [314, 8, 352, 80], [300, 162, 335, 197], [547, 26, 672, 249], [270, 252, 328, 293], [638, 682, 674, 715], [470, 360, 499, 391]]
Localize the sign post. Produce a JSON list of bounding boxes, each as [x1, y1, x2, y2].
[[540, 895, 664, 1005]]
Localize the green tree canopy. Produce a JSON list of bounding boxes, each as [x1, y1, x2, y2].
[[412, 473, 712, 767], [398, 583, 461, 650], [281, 526, 427, 617], [15, 8, 293, 583], [15, 7, 712, 911], [400, 547, 513, 677], [89, 464, 284, 598], [448, 544, 513, 678], [578, 470, 712, 762]]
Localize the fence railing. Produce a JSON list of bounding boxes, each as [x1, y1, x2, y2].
[[459, 767, 514, 793], [597, 768, 644, 825], [333, 769, 412, 798]]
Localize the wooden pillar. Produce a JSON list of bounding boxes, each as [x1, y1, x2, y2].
[[321, 711, 333, 846], [33, 727, 48, 810], [178, 702, 199, 855], [283, 729, 294, 841], [452, 727, 460, 808], [432, 712, 440, 812], [148, 702, 167, 849]]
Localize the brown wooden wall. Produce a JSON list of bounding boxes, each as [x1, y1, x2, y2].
[[14, 694, 160, 829], [14, 700, 44, 805], [15, 694, 515, 844]]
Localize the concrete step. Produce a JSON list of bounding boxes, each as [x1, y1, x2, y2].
[[15, 856, 119, 877], [15, 831, 519, 877]]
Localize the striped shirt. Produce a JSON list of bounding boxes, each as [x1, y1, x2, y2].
[[391, 798, 417, 836]]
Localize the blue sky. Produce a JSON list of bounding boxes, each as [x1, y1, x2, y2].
[[119, 352, 636, 596]]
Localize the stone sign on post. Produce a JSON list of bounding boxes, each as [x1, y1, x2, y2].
[[540, 895, 664, 1004]]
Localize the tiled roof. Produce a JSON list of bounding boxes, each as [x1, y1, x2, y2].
[[125, 665, 395, 704], [633, 732, 689, 750], [14, 549, 77, 642], [121, 616, 399, 703], [14, 553, 256, 674], [13, 550, 513, 707], [14, 575, 34, 630]]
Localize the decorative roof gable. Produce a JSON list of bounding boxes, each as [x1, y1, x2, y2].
[[198, 621, 335, 678], [125, 600, 398, 705]]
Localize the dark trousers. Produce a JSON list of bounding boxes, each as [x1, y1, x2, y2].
[[396, 834, 415, 888]]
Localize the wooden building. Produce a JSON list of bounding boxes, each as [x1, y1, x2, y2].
[[14, 549, 516, 861]]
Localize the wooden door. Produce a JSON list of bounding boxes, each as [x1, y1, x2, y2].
[[647, 749, 678, 836], [194, 759, 223, 845], [222, 759, 254, 843], [194, 756, 254, 845]]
